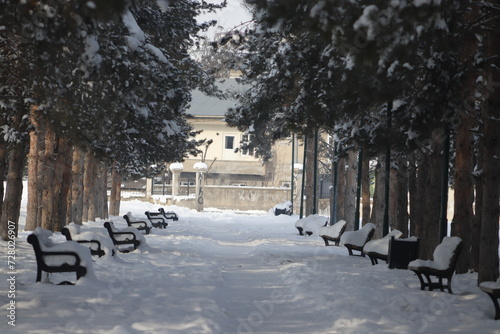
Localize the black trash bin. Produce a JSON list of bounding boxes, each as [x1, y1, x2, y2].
[[388, 236, 420, 269]]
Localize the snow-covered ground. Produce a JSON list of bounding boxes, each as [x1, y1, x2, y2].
[[1, 198, 499, 334]]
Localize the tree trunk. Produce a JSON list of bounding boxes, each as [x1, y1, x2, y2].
[[25, 106, 44, 231], [414, 150, 428, 257], [0, 104, 28, 240], [109, 161, 122, 216], [40, 126, 57, 231], [391, 155, 409, 237], [344, 150, 357, 230], [452, 106, 476, 273], [478, 7, 500, 283], [471, 145, 482, 272], [408, 152, 418, 237], [420, 144, 443, 260], [361, 150, 371, 226], [370, 153, 385, 239], [0, 132, 7, 218], [95, 160, 108, 220], [53, 138, 73, 231], [452, 3, 479, 274], [67, 146, 85, 225], [0, 142, 27, 240], [336, 155, 346, 223], [83, 151, 99, 222], [304, 135, 316, 216]]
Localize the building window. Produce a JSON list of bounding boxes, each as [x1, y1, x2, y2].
[[241, 134, 254, 156], [225, 136, 235, 150]]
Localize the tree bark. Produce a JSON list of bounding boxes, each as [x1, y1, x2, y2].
[[53, 138, 73, 231], [408, 152, 418, 237], [109, 161, 122, 216], [0, 105, 28, 240], [95, 160, 108, 220], [0, 141, 27, 240], [361, 150, 371, 226], [67, 146, 85, 225], [25, 106, 44, 231], [370, 153, 385, 239], [478, 5, 500, 283], [40, 126, 57, 231], [83, 151, 99, 222], [0, 128, 7, 219], [471, 149, 482, 272], [304, 135, 316, 216], [419, 144, 443, 260], [344, 150, 357, 230], [391, 155, 409, 237], [452, 104, 476, 273], [452, 2, 479, 274], [414, 149, 428, 257], [336, 155, 346, 223]]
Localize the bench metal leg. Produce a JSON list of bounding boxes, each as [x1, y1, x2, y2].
[[485, 293, 500, 320]]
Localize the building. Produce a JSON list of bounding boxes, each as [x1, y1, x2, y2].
[[179, 78, 302, 189]]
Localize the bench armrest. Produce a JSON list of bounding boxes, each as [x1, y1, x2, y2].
[[75, 239, 102, 251], [41, 251, 82, 267]]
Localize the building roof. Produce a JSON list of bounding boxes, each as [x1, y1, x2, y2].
[[188, 78, 247, 117]]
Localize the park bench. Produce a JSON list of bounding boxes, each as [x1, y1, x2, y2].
[[479, 281, 500, 320], [408, 236, 463, 294], [295, 214, 328, 236], [145, 211, 169, 228], [159, 208, 179, 221], [27, 228, 91, 284], [103, 221, 141, 253], [340, 223, 376, 257], [61, 226, 105, 258], [319, 220, 347, 246], [363, 229, 403, 265], [273, 201, 292, 216], [123, 212, 151, 234], [61, 224, 116, 258]]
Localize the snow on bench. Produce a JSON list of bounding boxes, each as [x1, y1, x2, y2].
[[363, 229, 403, 265], [319, 220, 347, 246], [295, 214, 328, 236], [340, 223, 376, 257], [62, 223, 116, 258]]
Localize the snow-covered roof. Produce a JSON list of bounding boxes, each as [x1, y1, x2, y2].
[[188, 79, 247, 117]]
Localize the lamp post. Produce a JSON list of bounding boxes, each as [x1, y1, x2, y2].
[[169, 162, 183, 197], [194, 161, 208, 212]]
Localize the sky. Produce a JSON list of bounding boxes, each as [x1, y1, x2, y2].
[[197, 0, 253, 39]]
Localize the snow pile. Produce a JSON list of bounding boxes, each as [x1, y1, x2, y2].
[[409, 236, 462, 270], [340, 222, 376, 246], [318, 219, 347, 238], [363, 229, 403, 255]]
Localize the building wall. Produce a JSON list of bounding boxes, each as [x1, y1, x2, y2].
[[182, 116, 303, 188]]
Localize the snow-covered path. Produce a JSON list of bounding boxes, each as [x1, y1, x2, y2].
[[1, 200, 499, 333]]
